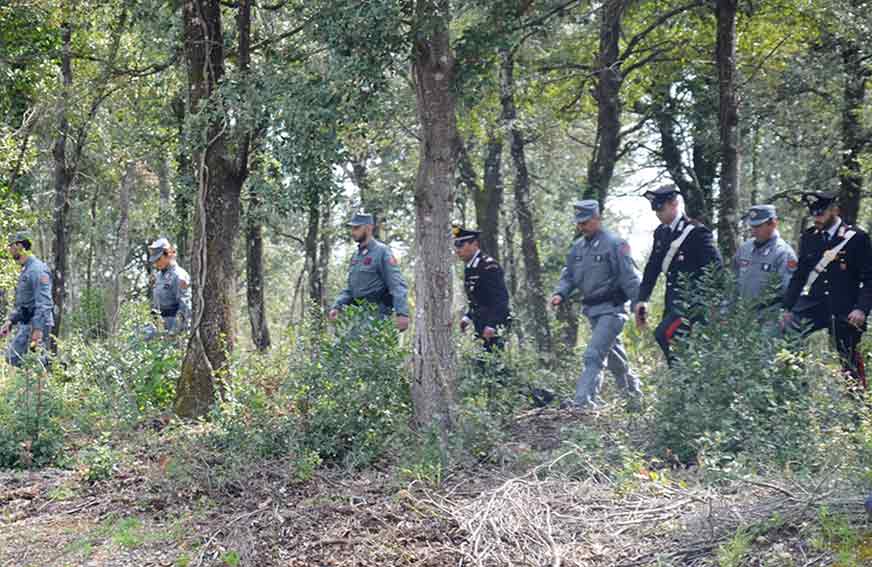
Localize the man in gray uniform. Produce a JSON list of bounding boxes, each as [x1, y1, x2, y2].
[[551, 200, 642, 410], [148, 237, 192, 335], [1, 231, 54, 367], [329, 213, 410, 331], [733, 205, 797, 308]]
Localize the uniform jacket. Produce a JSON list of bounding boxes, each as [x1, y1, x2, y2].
[[784, 219, 872, 317], [9, 255, 54, 332], [153, 263, 192, 327], [733, 232, 797, 303], [463, 250, 510, 332], [638, 216, 722, 312], [334, 239, 409, 316], [555, 228, 641, 318]]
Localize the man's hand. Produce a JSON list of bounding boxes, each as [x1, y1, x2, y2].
[[327, 308, 339, 321], [30, 328, 43, 346], [634, 302, 648, 329], [395, 315, 410, 332], [482, 326, 496, 339], [0, 321, 10, 338], [848, 309, 866, 329], [550, 295, 562, 307], [459, 316, 470, 332]]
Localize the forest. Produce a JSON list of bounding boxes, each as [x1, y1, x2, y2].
[[1, 0, 871, 565]]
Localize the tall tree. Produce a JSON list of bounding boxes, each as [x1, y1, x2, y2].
[[836, 41, 870, 223], [500, 47, 552, 354], [176, 0, 252, 417], [715, 0, 740, 258], [410, 0, 458, 434]]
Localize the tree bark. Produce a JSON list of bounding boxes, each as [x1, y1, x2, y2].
[[837, 42, 869, 224], [107, 162, 133, 335], [317, 201, 332, 310], [457, 136, 503, 261], [304, 200, 322, 307], [246, 189, 271, 352], [715, 0, 741, 258], [500, 48, 552, 354], [51, 20, 73, 344], [585, 0, 625, 207], [176, 0, 246, 418], [171, 94, 193, 265], [411, 0, 458, 435]]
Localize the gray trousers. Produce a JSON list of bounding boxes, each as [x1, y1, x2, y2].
[[5, 324, 50, 368], [575, 313, 641, 406]]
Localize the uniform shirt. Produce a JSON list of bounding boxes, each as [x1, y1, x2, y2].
[[153, 263, 192, 326], [784, 219, 872, 317], [333, 239, 409, 317], [463, 250, 510, 332], [555, 228, 641, 317], [637, 216, 722, 312], [9, 255, 54, 332], [733, 232, 797, 303]]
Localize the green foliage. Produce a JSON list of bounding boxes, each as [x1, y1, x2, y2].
[[76, 433, 122, 482], [287, 303, 411, 467], [56, 301, 181, 430], [653, 268, 863, 468], [0, 361, 64, 469]]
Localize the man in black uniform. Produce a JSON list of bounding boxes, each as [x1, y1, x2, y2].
[[782, 191, 872, 389], [633, 185, 722, 365], [453, 226, 511, 351], [452, 225, 553, 406]]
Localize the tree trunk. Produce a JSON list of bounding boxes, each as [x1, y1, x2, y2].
[[500, 48, 552, 354], [304, 200, 322, 307], [246, 189, 271, 352], [837, 42, 868, 225], [176, 0, 245, 418], [158, 154, 171, 221], [584, 0, 625, 207], [317, 201, 332, 310], [107, 162, 133, 335], [51, 20, 73, 344], [715, 0, 741, 258], [477, 136, 504, 262], [410, 0, 458, 435]]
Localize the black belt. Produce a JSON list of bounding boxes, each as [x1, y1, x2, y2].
[[581, 289, 628, 307], [160, 305, 179, 318]]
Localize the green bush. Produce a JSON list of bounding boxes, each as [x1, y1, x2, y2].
[[286, 303, 412, 467], [653, 267, 863, 467], [0, 360, 64, 468]]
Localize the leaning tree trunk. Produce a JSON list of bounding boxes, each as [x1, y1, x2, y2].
[[715, 0, 740, 258], [50, 20, 73, 344], [176, 0, 245, 418], [500, 48, 552, 354], [410, 0, 458, 435], [106, 162, 133, 335], [246, 189, 271, 352], [837, 42, 868, 225], [585, 0, 625, 207]]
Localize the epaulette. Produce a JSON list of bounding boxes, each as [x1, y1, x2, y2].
[[483, 256, 500, 270]]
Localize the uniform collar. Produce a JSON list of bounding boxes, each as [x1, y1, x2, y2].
[[583, 229, 602, 245], [20, 255, 35, 270], [824, 217, 842, 240], [160, 261, 177, 273], [668, 215, 687, 233], [466, 249, 481, 269], [753, 231, 779, 249]]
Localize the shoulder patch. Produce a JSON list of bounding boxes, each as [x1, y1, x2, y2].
[[388, 256, 398, 266], [619, 242, 631, 256], [180, 279, 189, 289], [787, 259, 798, 270], [39, 273, 50, 284]]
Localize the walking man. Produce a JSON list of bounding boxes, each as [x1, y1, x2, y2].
[[148, 238, 192, 336]]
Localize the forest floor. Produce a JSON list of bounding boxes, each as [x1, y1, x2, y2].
[[1, 406, 871, 567]]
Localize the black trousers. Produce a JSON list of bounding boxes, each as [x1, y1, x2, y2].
[[791, 302, 867, 389], [654, 311, 692, 367]]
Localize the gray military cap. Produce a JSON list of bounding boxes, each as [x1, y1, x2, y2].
[[347, 212, 375, 226], [744, 204, 777, 226], [7, 230, 33, 245], [148, 237, 171, 263], [574, 199, 599, 223]]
